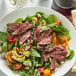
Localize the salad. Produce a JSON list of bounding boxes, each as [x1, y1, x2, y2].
[[0, 12, 74, 76]]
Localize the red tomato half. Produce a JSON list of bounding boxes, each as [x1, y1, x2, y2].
[[37, 67, 44, 74], [13, 63, 22, 70], [8, 35, 17, 43]]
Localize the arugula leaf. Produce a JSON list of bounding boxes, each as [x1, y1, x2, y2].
[[15, 18, 23, 23], [47, 14, 56, 24], [52, 22, 71, 40], [41, 26, 50, 32], [8, 65, 14, 70], [33, 69, 40, 76], [0, 32, 7, 42], [21, 72, 29, 76], [30, 48, 41, 57], [7, 23, 11, 26]]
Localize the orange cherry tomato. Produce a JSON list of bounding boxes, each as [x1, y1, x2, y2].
[[32, 17, 38, 23], [57, 35, 68, 47], [43, 69, 51, 76]]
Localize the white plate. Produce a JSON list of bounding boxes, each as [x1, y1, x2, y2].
[[0, 7, 76, 76]]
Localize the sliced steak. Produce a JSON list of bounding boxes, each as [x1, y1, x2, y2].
[[33, 25, 41, 43], [19, 31, 31, 45], [39, 29, 52, 40], [25, 39, 31, 51], [50, 50, 68, 56], [50, 59, 57, 71], [54, 55, 65, 62], [41, 45, 66, 62], [37, 36, 52, 49], [8, 23, 21, 31], [12, 22, 34, 36], [48, 45, 65, 52]]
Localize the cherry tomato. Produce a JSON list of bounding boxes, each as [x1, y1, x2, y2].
[[8, 35, 17, 43], [32, 17, 38, 23], [43, 69, 51, 76], [55, 19, 60, 27], [37, 67, 44, 74], [57, 35, 68, 47], [13, 63, 22, 70]]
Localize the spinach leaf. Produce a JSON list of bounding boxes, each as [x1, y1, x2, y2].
[[15, 18, 23, 23], [0, 32, 7, 42], [47, 14, 56, 24], [25, 16, 32, 23], [1, 42, 7, 53], [30, 48, 41, 57]]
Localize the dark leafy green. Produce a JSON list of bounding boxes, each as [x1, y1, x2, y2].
[[15, 18, 23, 23], [52, 22, 71, 40], [21, 72, 29, 76], [1, 42, 7, 53], [47, 14, 56, 24], [0, 32, 7, 42], [8, 65, 14, 70], [25, 16, 32, 23], [30, 48, 41, 57]]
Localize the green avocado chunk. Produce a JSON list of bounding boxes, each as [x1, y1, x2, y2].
[[11, 51, 25, 62], [12, 55, 25, 62]]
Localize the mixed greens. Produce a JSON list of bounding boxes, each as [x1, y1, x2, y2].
[[0, 12, 74, 76]]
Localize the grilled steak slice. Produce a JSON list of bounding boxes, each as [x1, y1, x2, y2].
[[33, 25, 41, 43], [19, 31, 31, 45], [8, 23, 21, 31], [37, 36, 52, 49], [50, 59, 57, 71], [41, 45, 67, 62], [25, 39, 31, 51], [12, 22, 34, 36], [39, 29, 52, 40], [48, 45, 65, 52]]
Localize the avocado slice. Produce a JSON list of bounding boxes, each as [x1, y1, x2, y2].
[[23, 51, 30, 57], [11, 51, 25, 62], [12, 55, 25, 62], [12, 51, 23, 58]]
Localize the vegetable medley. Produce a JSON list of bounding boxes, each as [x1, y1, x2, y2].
[[0, 12, 74, 76]]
